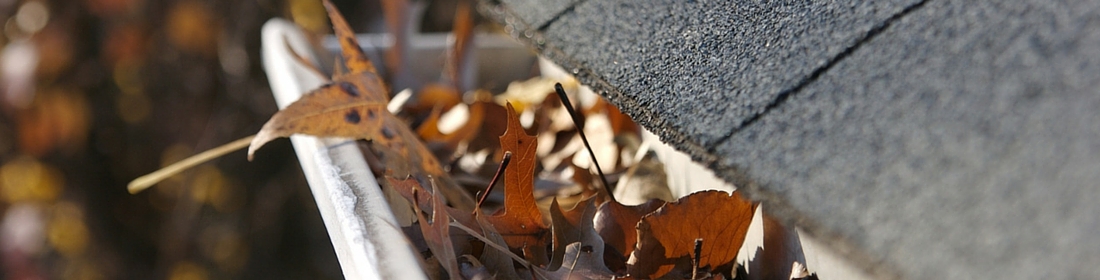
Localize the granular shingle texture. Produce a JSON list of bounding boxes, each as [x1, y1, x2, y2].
[[714, 0, 1100, 278], [486, 0, 1100, 278], [519, 0, 920, 149]]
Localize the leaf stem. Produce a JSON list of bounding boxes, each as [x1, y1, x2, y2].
[[127, 135, 255, 194]]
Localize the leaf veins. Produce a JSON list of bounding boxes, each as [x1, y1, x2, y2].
[[483, 102, 551, 264]]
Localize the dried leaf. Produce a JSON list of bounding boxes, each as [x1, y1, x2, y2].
[[248, 1, 476, 210], [411, 183, 461, 280], [387, 177, 478, 231], [628, 190, 757, 279], [484, 103, 550, 264], [546, 196, 614, 280], [322, 0, 375, 74], [601, 98, 639, 138], [594, 198, 665, 272], [406, 83, 460, 115], [288, 0, 329, 33], [473, 214, 523, 280], [751, 211, 807, 280], [545, 241, 616, 280], [248, 0, 394, 157], [247, 81, 389, 158], [547, 197, 588, 270], [465, 101, 509, 153]]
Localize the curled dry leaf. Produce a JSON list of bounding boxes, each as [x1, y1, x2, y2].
[[406, 83, 460, 115], [248, 0, 475, 210], [628, 190, 757, 279], [748, 210, 808, 280], [600, 98, 639, 141]]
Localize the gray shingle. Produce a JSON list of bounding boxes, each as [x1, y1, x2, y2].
[[537, 0, 919, 148], [714, 0, 1100, 278], [487, 0, 1100, 278]]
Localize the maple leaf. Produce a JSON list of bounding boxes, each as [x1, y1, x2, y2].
[[246, 0, 475, 210], [628, 190, 757, 279], [483, 102, 551, 264]]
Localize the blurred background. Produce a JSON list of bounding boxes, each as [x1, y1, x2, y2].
[[0, 0, 476, 278]]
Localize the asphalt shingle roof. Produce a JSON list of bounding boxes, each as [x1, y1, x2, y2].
[[487, 0, 1100, 278]]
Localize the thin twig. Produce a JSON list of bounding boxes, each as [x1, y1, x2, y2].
[[554, 83, 617, 204], [476, 151, 512, 211]]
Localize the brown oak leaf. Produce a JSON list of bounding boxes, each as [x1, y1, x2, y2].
[[483, 102, 551, 265]]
